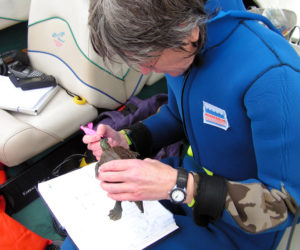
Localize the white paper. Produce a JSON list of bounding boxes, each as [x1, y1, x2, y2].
[[38, 163, 178, 250], [0, 75, 58, 115]]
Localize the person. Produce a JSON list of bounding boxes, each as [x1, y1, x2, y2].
[[61, 0, 300, 249]]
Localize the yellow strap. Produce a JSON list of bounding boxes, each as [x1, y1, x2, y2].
[[187, 145, 213, 176], [120, 130, 132, 146], [187, 198, 195, 208], [202, 167, 213, 176]]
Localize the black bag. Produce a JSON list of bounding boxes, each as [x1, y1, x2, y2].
[[0, 133, 86, 215]]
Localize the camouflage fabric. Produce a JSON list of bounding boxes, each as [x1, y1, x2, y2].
[[225, 181, 288, 233]]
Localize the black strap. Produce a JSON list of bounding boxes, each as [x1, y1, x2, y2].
[[193, 173, 227, 227], [176, 167, 188, 189], [120, 103, 138, 116], [126, 122, 153, 158]]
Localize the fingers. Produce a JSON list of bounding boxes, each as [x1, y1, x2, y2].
[[85, 139, 102, 160], [96, 124, 107, 135], [87, 140, 101, 151], [98, 159, 142, 199], [101, 181, 135, 194], [143, 158, 159, 164], [108, 192, 140, 202], [82, 134, 101, 144], [98, 159, 141, 183], [101, 181, 142, 201], [99, 163, 142, 201], [94, 150, 101, 161], [100, 159, 140, 172], [82, 124, 121, 162], [82, 124, 114, 144], [97, 124, 114, 137], [96, 158, 177, 202], [98, 166, 129, 182]]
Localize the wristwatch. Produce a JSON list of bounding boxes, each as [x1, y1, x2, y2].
[[169, 167, 188, 204]]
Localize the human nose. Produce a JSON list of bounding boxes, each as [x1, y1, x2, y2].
[[139, 65, 153, 75]]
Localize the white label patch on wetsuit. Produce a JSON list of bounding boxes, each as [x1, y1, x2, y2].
[[203, 101, 229, 130]]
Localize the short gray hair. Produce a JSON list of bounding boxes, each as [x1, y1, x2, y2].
[[89, 0, 209, 65]]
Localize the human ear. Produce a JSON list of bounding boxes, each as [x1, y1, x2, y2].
[[189, 26, 200, 43], [181, 26, 200, 51]]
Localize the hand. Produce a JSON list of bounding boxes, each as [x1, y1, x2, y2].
[[82, 124, 129, 161], [98, 158, 178, 201]]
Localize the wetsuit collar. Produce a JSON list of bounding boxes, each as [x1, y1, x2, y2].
[[203, 10, 281, 52]]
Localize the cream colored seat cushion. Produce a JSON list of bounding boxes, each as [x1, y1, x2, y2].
[[0, 88, 97, 167], [277, 223, 300, 250], [0, 0, 31, 30]]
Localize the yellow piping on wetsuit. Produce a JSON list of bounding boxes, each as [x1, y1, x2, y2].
[[187, 145, 213, 176]]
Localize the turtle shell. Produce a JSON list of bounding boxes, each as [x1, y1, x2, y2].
[[95, 146, 138, 177]]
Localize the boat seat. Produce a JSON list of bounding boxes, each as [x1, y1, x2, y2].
[[276, 224, 300, 250], [0, 0, 31, 30]]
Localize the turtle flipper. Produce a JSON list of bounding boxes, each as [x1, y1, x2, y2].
[[135, 201, 144, 213], [109, 201, 123, 221]]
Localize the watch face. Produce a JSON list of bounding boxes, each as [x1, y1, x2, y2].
[[171, 188, 185, 203]]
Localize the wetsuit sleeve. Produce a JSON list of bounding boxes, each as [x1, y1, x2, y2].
[[126, 84, 185, 156], [142, 86, 185, 149], [213, 66, 300, 233], [124, 82, 185, 157]]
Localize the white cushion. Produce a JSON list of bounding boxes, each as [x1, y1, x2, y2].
[[277, 223, 300, 250], [0, 0, 31, 30], [0, 88, 97, 166]]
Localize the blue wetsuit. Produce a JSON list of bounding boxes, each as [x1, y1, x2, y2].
[[142, 9, 300, 250]]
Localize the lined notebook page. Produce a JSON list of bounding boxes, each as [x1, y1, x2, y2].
[[38, 163, 178, 250]]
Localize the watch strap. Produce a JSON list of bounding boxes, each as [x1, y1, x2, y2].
[[176, 167, 188, 189]]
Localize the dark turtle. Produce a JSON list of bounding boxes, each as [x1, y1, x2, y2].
[[95, 137, 144, 221]]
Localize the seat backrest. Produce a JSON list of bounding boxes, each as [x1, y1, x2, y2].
[[27, 0, 163, 110], [0, 0, 31, 30]]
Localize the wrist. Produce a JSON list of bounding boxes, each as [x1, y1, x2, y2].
[[185, 173, 195, 205], [120, 129, 132, 146], [169, 167, 188, 204], [126, 122, 152, 157]]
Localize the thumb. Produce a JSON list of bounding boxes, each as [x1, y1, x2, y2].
[[96, 124, 109, 136]]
